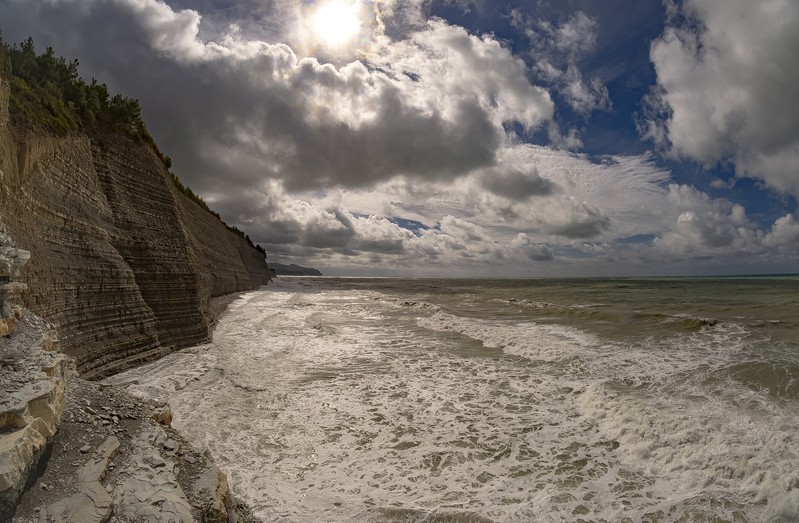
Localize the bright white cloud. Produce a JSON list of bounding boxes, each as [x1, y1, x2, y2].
[[765, 214, 799, 253], [379, 20, 554, 130], [468, 146, 674, 241], [644, 0, 799, 196], [653, 185, 765, 259]]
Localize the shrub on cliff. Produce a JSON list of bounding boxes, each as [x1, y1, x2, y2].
[[1, 37, 199, 203], [0, 35, 149, 141], [0, 35, 261, 249]]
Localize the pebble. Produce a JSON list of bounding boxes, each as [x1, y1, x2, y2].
[[79, 444, 92, 454]]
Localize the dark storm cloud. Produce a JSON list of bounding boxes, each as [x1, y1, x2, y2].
[[540, 199, 611, 239], [479, 167, 557, 201], [354, 237, 405, 254], [281, 94, 500, 190], [547, 217, 608, 239], [0, 0, 549, 199]]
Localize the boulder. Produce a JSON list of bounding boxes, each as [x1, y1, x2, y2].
[[150, 404, 173, 427]]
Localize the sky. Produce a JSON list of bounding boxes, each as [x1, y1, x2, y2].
[[1, 0, 798, 277]]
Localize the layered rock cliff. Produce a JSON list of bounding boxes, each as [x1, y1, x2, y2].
[[0, 77, 272, 379]]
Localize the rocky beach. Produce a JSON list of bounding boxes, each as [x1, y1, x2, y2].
[[1, 235, 261, 521]]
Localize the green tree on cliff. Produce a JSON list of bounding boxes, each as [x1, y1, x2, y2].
[[0, 34, 149, 139], [0, 35, 245, 231]]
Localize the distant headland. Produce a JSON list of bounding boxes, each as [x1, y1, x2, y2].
[[269, 263, 323, 276]]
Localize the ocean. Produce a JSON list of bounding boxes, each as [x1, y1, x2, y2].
[[113, 276, 799, 522]]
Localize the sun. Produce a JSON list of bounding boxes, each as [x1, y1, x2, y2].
[[311, 0, 363, 47]]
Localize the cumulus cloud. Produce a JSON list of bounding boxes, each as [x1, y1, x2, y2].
[[765, 214, 799, 253], [379, 20, 554, 130], [407, 216, 553, 266], [467, 146, 674, 241], [0, 0, 552, 194], [539, 198, 611, 239], [479, 166, 557, 201], [508, 234, 554, 261], [651, 185, 769, 261], [642, 0, 799, 196], [208, 180, 552, 270]]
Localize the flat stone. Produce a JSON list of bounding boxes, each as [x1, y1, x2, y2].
[[192, 462, 231, 522], [38, 482, 113, 523], [114, 426, 193, 522], [77, 437, 120, 483], [149, 456, 167, 469], [35, 436, 119, 522]]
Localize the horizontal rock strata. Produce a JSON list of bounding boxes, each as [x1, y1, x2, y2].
[[0, 77, 272, 378]]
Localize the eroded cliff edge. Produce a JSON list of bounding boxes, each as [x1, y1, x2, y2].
[[0, 77, 272, 379]]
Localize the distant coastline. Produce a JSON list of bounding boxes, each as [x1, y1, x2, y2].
[[269, 262, 323, 276]]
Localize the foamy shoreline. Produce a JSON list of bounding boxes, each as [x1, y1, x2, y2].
[[6, 292, 263, 522]]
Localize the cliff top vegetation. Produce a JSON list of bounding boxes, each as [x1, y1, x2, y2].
[[0, 34, 149, 141], [0, 34, 265, 257]]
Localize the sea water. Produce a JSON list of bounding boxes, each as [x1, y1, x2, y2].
[[112, 277, 799, 522]]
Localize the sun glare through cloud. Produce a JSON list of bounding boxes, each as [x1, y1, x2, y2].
[[311, 0, 363, 47]]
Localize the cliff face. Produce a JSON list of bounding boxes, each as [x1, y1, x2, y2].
[[0, 78, 271, 379]]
